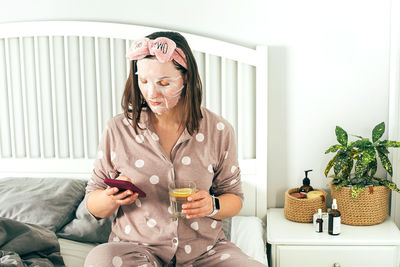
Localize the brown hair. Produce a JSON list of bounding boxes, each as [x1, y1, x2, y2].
[[121, 31, 203, 135]]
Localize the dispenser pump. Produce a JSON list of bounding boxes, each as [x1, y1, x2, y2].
[[299, 169, 314, 194], [303, 169, 312, 186], [332, 199, 338, 210]]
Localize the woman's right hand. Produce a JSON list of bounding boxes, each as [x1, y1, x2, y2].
[[87, 175, 138, 219], [105, 175, 139, 206]]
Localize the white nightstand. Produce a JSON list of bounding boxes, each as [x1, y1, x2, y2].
[[267, 208, 400, 267]]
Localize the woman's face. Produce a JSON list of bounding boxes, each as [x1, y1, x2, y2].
[[136, 58, 185, 115]]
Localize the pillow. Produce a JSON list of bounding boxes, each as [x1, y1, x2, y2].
[[57, 197, 114, 243], [222, 217, 231, 240], [0, 177, 86, 232]]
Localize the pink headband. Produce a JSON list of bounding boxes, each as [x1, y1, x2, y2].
[[126, 37, 187, 69]]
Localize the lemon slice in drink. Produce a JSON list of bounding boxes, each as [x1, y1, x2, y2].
[[169, 188, 194, 197]]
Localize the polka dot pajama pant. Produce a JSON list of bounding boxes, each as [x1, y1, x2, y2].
[[84, 240, 266, 267]]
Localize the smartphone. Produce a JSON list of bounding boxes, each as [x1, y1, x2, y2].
[[104, 178, 146, 197]]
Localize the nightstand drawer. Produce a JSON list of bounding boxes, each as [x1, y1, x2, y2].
[[278, 245, 398, 267]]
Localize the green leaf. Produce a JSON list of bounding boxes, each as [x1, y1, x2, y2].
[[377, 149, 393, 176], [353, 147, 375, 179], [381, 180, 400, 193], [333, 153, 348, 176], [371, 177, 381, 186], [361, 147, 376, 165], [372, 122, 385, 143], [381, 140, 400, 148], [350, 139, 371, 149], [342, 158, 354, 179], [351, 185, 366, 199], [350, 148, 361, 160], [354, 155, 368, 178], [369, 158, 377, 177], [325, 154, 338, 177], [335, 126, 348, 146], [376, 145, 389, 154], [325, 144, 343, 154]]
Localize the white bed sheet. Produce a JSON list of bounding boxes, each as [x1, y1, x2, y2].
[[59, 238, 96, 267], [59, 216, 268, 267], [231, 216, 268, 265]]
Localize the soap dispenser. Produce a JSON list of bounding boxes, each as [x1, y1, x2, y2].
[[299, 169, 314, 196]]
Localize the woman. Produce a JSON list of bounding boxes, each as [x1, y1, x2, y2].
[[84, 31, 265, 267]]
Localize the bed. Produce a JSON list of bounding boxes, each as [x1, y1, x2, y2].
[[0, 21, 268, 266]]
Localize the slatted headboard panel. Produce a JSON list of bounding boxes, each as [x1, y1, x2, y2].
[[0, 21, 268, 219]]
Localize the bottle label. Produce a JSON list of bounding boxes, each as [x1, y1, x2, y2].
[[332, 217, 341, 234], [315, 220, 323, 232]]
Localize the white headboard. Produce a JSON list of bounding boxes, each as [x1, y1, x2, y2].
[[0, 21, 268, 219]]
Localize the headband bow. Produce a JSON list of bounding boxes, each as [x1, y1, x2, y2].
[[126, 37, 187, 69]]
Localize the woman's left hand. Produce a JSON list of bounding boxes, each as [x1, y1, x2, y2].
[[181, 190, 213, 219]]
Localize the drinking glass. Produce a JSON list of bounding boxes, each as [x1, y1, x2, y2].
[[168, 180, 196, 218]]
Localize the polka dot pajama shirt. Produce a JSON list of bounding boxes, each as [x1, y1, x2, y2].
[[84, 107, 266, 267]]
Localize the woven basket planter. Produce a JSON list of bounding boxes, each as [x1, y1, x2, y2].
[[284, 188, 327, 223], [330, 185, 389, 226]]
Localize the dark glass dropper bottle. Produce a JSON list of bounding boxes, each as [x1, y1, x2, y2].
[[328, 199, 341, 235]]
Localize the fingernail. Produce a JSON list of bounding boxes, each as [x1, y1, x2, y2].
[[188, 197, 192, 201]]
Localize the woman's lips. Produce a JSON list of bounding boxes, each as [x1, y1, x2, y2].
[[149, 100, 161, 106]]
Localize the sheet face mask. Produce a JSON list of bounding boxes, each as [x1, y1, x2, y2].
[[136, 58, 185, 115]]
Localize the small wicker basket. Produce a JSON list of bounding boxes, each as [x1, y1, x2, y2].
[[284, 188, 327, 223], [331, 185, 389, 226]]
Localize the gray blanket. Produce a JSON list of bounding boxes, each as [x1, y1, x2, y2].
[[0, 218, 64, 267]]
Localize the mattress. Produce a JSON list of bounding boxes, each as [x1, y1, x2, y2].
[[59, 216, 268, 267]]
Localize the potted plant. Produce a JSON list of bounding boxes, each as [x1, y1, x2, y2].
[[324, 122, 400, 225]]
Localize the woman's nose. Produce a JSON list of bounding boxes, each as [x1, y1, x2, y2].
[[147, 83, 160, 98]]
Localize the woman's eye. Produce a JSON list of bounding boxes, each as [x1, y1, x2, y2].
[[139, 78, 147, 84], [158, 81, 170, 86]]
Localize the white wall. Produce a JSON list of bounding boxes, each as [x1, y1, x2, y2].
[[389, 0, 400, 226], [0, 0, 393, 208]]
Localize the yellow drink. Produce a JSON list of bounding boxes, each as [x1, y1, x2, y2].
[[168, 181, 196, 218]]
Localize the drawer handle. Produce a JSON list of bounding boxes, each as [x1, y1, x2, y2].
[[333, 263, 341, 267]]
